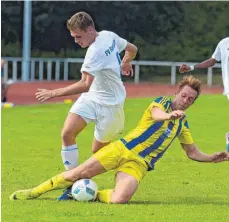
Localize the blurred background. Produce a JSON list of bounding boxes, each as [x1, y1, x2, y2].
[[1, 1, 229, 84]]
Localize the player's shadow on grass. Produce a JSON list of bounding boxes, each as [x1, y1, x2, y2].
[[130, 197, 229, 206], [23, 197, 228, 206]]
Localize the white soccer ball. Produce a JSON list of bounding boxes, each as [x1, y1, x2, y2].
[[71, 179, 98, 201]]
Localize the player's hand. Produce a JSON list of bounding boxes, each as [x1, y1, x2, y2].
[[179, 64, 191, 73], [211, 152, 229, 163], [35, 88, 54, 102], [167, 110, 185, 120], [121, 62, 133, 77]]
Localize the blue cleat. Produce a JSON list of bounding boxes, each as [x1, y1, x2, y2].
[[57, 186, 73, 201]]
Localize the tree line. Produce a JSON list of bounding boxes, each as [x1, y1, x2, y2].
[[2, 1, 229, 62]]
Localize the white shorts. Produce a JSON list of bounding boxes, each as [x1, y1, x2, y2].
[[69, 95, 125, 143]]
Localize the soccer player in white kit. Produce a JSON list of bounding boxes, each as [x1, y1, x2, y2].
[[35, 12, 138, 199], [179, 37, 229, 101]]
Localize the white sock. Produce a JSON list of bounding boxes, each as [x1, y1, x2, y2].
[[61, 144, 79, 170]]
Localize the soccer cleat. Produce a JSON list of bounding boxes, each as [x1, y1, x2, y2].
[[57, 186, 73, 201], [9, 189, 37, 200]]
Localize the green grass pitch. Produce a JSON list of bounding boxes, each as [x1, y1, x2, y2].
[[2, 95, 229, 222]]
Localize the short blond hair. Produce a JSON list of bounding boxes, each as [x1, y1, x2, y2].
[[178, 75, 201, 99], [67, 12, 95, 31]]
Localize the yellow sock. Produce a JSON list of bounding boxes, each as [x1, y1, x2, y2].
[[31, 173, 73, 197], [97, 189, 114, 203]]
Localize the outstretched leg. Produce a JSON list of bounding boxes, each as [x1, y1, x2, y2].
[[10, 157, 106, 200]]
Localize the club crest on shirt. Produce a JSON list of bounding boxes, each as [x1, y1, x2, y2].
[[164, 128, 172, 137], [160, 128, 172, 140]]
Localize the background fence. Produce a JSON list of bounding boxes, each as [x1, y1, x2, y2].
[[2, 57, 221, 86]]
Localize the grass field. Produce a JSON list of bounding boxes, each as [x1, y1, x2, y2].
[[2, 95, 229, 222]]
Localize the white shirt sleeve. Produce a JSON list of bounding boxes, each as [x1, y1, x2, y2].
[[112, 32, 127, 53], [81, 48, 103, 76], [212, 41, 222, 61]]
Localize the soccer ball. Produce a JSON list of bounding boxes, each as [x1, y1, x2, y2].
[[71, 179, 98, 201]]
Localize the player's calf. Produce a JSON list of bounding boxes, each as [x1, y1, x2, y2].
[[110, 191, 131, 204]]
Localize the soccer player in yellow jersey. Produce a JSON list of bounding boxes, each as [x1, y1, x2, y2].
[[10, 75, 229, 203]]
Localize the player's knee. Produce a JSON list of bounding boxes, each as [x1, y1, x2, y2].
[[110, 193, 130, 204], [61, 128, 74, 142]]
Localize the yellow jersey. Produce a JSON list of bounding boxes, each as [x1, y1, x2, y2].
[[120, 96, 194, 170]]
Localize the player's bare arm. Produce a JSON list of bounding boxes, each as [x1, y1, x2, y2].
[[179, 58, 216, 73], [121, 42, 138, 76], [181, 143, 229, 163], [35, 72, 94, 102], [151, 107, 185, 122], [1, 59, 6, 67]]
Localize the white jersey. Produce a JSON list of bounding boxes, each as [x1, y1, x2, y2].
[[80, 30, 127, 105], [212, 37, 229, 96]]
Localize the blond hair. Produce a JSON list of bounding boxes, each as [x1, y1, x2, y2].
[[178, 75, 201, 99], [67, 12, 95, 31]]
